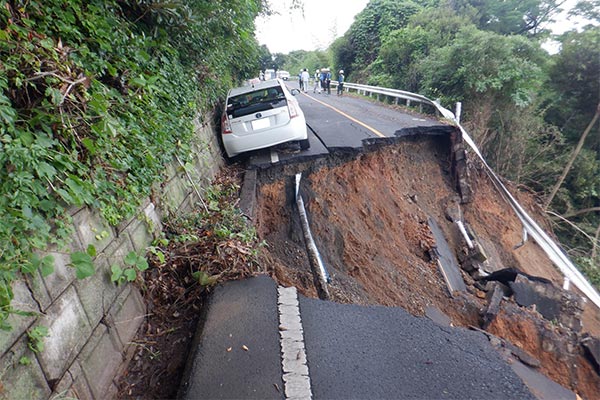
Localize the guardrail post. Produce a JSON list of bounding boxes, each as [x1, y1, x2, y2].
[[455, 102, 462, 123], [407, 99, 411, 108]]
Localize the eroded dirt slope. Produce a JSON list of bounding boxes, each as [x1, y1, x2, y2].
[[256, 135, 600, 399]]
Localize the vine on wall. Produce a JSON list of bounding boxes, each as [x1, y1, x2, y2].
[[0, 0, 264, 329]]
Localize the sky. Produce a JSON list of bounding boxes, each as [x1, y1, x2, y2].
[[255, 0, 369, 54], [255, 0, 592, 55]]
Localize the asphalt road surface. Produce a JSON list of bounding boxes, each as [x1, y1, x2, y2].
[[246, 81, 446, 169], [179, 276, 539, 399]]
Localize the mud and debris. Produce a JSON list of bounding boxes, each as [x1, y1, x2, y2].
[[581, 334, 600, 374], [256, 134, 600, 399], [116, 168, 267, 399]]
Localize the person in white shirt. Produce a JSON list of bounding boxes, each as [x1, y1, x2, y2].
[[301, 68, 310, 92], [313, 69, 322, 93]]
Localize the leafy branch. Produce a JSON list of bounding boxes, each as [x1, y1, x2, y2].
[[0, 0, 264, 329]]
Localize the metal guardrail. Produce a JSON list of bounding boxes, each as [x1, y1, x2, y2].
[[330, 80, 600, 310], [330, 81, 433, 109]]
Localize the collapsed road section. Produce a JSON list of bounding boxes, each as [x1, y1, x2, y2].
[[252, 131, 600, 399]]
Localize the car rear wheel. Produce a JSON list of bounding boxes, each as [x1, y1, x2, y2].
[[299, 138, 310, 150]]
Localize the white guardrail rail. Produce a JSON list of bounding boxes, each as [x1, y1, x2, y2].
[[332, 81, 433, 110], [332, 80, 600, 310]]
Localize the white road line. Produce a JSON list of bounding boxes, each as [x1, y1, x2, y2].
[[278, 286, 312, 400], [271, 149, 279, 164]]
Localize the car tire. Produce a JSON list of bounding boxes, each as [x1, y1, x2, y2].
[[299, 138, 310, 150]]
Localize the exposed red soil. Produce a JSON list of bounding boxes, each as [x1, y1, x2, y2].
[[256, 136, 600, 399], [488, 305, 600, 396]]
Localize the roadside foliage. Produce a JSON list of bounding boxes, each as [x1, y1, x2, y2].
[[0, 0, 265, 329]]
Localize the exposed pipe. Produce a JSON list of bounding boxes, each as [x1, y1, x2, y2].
[[295, 173, 331, 300], [455, 102, 462, 123], [455, 221, 474, 249]]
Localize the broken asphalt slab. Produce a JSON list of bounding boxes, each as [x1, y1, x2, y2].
[[179, 275, 536, 399], [510, 361, 577, 400], [178, 276, 283, 399], [247, 128, 329, 169], [428, 216, 467, 294], [300, 295, 535, 400]]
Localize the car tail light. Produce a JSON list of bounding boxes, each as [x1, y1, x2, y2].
[[221, 113, 232, 134], [288, 100, 299, 119]]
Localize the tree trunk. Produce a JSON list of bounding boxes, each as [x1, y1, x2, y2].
[[544, 103, 600, 210], [593, 223, 600, 263]]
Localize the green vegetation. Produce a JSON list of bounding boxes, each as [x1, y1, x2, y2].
[[156, 172, 264, 287], [284, 50, 333, 78], [1, 0, 598, 333], [26, 325, 49, 353], [0, 0, 265, 329], [110, 251, 150, 285]]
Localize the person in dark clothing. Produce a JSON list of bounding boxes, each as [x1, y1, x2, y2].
[[322, 68, 331, 95], [337, 70, 345, 96]]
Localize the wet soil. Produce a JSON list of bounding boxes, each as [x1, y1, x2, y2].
[[256, 135, 600, 399]]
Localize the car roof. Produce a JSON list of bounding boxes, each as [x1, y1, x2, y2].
[[228, 79, 284, 97]]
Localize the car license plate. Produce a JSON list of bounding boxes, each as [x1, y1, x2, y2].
[[251, 118, 270, 130]]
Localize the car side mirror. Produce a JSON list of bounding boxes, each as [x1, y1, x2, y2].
[[290, 88, 300, 96]]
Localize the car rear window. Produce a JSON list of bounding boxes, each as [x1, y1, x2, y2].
[[227, 86, 287, 118]]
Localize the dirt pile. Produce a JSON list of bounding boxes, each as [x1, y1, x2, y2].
[[256, 135, 600, 399]]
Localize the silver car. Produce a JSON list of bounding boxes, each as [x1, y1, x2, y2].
[[221, 79, 309, 158]]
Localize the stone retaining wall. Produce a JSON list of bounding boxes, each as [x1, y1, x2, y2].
[[0, 114, 222, 399]]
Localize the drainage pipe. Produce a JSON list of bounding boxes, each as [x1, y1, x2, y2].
[[295, 173, 331, 300], [455, 221, 474, 249]]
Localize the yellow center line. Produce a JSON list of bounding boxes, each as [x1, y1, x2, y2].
[[301, 92, 387, 138]]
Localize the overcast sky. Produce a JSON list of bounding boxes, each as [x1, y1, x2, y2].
[[255, 0, 590, 55], [255, 0, 369, 54]]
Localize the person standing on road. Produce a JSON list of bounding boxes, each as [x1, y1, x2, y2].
[[324, 68, 331, 95], [301, 68, 310, 92], [337, 70, 345, 96], [319, 69, 326, 94], [313, 68, 321, 93]]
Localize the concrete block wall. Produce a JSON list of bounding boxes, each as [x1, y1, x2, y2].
[[0, 114, 222, 399]]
